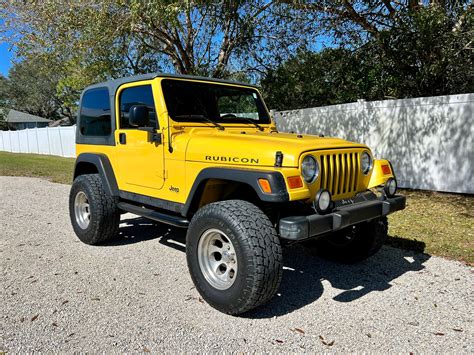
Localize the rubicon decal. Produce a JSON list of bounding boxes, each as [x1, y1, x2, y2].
[[205, 156, 259, 164]]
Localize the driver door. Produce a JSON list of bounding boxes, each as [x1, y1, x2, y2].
[[113, 81, 165, 197]]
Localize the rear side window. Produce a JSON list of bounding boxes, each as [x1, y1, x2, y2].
[[119, 85, 157, 129], [79, 88, 111, 136]]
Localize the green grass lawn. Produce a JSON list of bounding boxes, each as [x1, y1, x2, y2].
[[0, 151, 74, 184], [1, 151, 472, 264]]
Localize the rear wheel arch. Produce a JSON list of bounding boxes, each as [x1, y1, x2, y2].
[[73, 153, 119, 197]]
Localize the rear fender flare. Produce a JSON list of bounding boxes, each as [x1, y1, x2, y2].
[[73, 153, 119, 197]]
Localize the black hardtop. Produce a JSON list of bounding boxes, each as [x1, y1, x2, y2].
[[84, 73, 258, 96], [77, 73, 258, 146]]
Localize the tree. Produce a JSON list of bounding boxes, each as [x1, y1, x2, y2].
[[0, 76, 8, 130], [0, 55, 75, 122], [263, 4, 473, 110], [0, 1, 317, 86], [262, 48, 368, 110]]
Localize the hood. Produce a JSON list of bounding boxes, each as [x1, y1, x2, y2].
[[185, 129, 367, 167]]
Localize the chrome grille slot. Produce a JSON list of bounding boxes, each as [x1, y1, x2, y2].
[[319, 152, 360, 198]]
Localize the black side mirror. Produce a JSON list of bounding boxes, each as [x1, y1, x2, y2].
[[129, 105, 149, 127]]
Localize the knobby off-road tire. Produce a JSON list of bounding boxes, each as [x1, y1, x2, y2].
[[69, 174, 120, 245], [186, 200, 283, 315], [304, 217, 388, 264]]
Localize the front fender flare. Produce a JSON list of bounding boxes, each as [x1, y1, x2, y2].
[[182, 167, 289, 216]]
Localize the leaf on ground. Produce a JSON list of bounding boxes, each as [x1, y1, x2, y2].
[[62, 300, 69, 305], [367, 333, 372, 338], [52, 322, 58, 327], [91, 297, 100, 301], [319, 335, 334, 346], [31, 314, 39, 321], [20, 317, 25, 322], [143, 347, 150, 353], [198, 297, 204, 303], [293, 328, 305, 334], [275, 339, 284, 344], [434, 332, 445, 336], [453, 328, 463, 332]]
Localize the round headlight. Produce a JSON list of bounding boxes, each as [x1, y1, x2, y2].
[[361, 152, 372, 174], [301, 155, 319, 183]]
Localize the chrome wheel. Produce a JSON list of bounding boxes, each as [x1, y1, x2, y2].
[[74, 191, 90, 229], [197, 228, 238, 290]]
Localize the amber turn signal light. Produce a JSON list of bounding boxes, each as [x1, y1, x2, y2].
[[381, 164, 391, 175], [287, 176, 303, 189], [258, 178, 272, 193]]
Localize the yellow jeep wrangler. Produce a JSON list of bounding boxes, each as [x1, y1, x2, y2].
[[69, 73, 405, 315]]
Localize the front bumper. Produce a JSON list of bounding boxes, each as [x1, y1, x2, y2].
[[279, 195, 406, 240]]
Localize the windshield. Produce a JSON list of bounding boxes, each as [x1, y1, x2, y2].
[[161, 79, 270, 124]]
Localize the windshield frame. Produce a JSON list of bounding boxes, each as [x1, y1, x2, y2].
[[160, 78, 271, 126]]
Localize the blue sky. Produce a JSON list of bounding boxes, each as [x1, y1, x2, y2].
[[0, 41, 14, 77]]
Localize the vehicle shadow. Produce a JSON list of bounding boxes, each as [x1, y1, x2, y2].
[[101, 216, 187, 252], [245, 243, 430, 318], [103, 215, 430, 318]]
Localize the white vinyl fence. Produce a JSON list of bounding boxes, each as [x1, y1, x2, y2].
[[0, 125, 76, 158], [274, 93, 474, 194]]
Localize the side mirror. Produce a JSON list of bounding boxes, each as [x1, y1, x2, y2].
[[129, 105, 150, 127]]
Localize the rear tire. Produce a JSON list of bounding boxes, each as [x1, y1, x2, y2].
[[69, 174, 120, 245], [304, 217, 388, 264], [186, 200, 283, 315]]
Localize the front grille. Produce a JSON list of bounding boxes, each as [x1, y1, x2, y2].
[[320, 152, 360, 198]]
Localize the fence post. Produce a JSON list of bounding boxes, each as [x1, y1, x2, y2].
[[46, 127, 52, 155], [26, 128, 30, 153], [35, 127, 40, 154], [57, 126, 64, 157]]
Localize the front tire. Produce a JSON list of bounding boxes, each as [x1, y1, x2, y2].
[[304, 217, 388, 264], [69, 174, 120, 245], [186, 200, 283, 315]]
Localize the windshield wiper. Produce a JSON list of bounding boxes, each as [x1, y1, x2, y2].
[[174, 114, 225, 131], [238, 117, 264, 131], [221, 113, 264, 131]]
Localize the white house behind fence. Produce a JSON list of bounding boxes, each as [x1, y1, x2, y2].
[[0, 93, 472, 194]]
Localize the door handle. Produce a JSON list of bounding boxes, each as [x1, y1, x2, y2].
[[119, 133, 126, 144]]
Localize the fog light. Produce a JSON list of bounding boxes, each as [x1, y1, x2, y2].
[[314, 189, 331, 214], [384, 178, 397, 197]]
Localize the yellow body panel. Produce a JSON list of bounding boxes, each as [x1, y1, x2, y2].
[[368, 159, 394, 189], [76, 76, 396, 207]]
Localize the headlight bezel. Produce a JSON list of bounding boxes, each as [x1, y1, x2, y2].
[[301, 155, 319, 183], [361, 151, 373, 175]]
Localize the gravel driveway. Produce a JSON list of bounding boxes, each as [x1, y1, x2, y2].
[[1, 176, 472, 352]]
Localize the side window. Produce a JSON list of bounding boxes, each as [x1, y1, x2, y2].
[[79, 88, 111, 136], [119, 85, 157, 129]]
